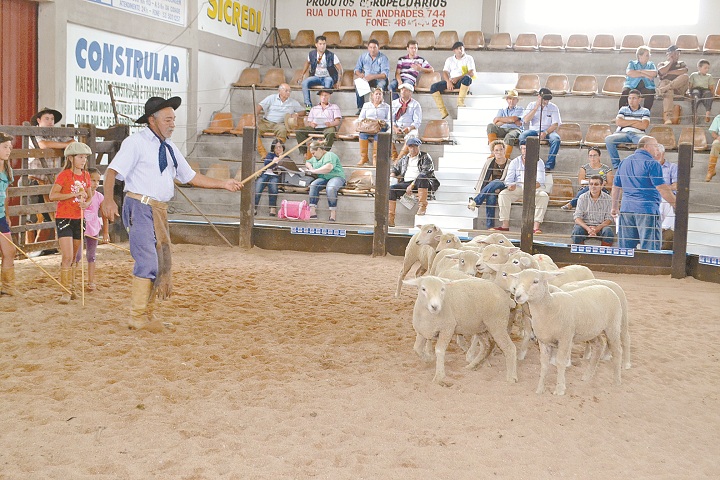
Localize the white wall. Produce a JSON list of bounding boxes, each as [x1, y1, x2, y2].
[[197, 52, 249, 133]]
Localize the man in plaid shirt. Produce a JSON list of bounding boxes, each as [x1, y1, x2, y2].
[[572, 175, 615, 246]]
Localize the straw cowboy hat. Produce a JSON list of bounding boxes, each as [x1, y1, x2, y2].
[[136, 96, 182, 124], [31, 107, 62, 126]]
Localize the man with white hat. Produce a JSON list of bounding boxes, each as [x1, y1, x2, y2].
[[391, 82, 422, 160], [487, 89, 524, 158], [101, 96, 243, 330]]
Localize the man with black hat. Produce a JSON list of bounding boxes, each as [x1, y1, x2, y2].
[[101, 96, 243, 330], [429, 41, 475, 119], [656, 45, 689, 125], [519, 88, 562, 171], [294, 89, 342, 160]]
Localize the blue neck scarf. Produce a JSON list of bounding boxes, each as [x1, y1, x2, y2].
[[151, 129, 178, 174]]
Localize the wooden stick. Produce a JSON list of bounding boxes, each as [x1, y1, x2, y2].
[[174, 186, 235, 248], [86, 235, 131, 253], [238, 137, 311, 186], [1, 234, 72, 295], [80, 209, 85, 306]]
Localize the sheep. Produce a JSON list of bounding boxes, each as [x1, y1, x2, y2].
[[548, 264, 595, 287], [510, 269, 623, 396], [475, 245, 539, 278], [404, 276, 518, 386], [534, 254, 559, 271], [434, 233, 463, 253], [430, 248, 482, 276], [436, 267, 473, 281], [395, 224, 442, 297], [468, 232, 513, 247]]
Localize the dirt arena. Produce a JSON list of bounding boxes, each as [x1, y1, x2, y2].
[[1, 243, 719, 479]]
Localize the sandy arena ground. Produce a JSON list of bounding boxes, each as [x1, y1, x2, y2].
[[1, 243, 720, 479]]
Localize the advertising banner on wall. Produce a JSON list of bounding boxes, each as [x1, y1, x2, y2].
[[86, 0, 186, 26], [197, 0, 268, 44], [66, 23, 189, 146]]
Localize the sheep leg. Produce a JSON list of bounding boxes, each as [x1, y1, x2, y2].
[[395, 259, 415, 297], [432, 330, 454, 386], [465, 334, 480, 362], [467, 335, 495, 370], [518, 311, 533, 360], [536, 342, 552, 394], [456, 334, 470, 353], [553, 338, 573, 396], [415, 265, 428, 277], [621, 323, 632, 370], [582, 336, 606, 382], [605, 328, 623, 386], [485, 320, 518, 383], [413, 334, 434, 363]]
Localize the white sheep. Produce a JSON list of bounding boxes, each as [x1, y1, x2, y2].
[[429, 247, 462, 275], [548, 264, 595, 287], [468, 232, 513, 247], [476, 245, 539, 278], [404, 276, 518, 386], [395, 224, 442, 297], [434, 233, 463, 253], [430, 248, 482, 276], [533, 254, 559, 271], [511, 269, 623, 396]]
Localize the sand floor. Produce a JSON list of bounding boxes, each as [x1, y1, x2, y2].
[[1, 244, 720, 479]]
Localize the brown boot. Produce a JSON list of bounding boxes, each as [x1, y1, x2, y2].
[[256, 135, 268, 158], [59, 268, 72, 304], [432, 91, 449, 119], [457, 84, 470, 107], [388, 200, 397, 227], [129, 276, 154, 330], [487, 132, 498, 144], [1, 267, 16, 296], [505, 144, 514, 158], [706, 155, 718, 182], [70, 263, 78, 300], [357, 138, 370, 166], [372, 141, 378, 166], [417, 188, 429, 215], [673, 104, 682, 124]]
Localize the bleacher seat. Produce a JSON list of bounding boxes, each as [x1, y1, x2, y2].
[[557, 123, 583, 146], [591, 34, 616, 52], [487, 33, 512, 51], [202, 112, 234, 135], [336, 117, 359, 141], [322, 31, 341, 47], [338, 30, 363, 48], [584, 124, 614, 147], [648, 126, 677, 151], [436, 31, 460, 50], [292, 30, 315, 48], [337, 70, 355, 91], [703, 34, 720, 54], [289, 69, 304, 90], [571, 75, 598, 96], [565, 34, 590, 52], [548, 178, 574, 207], [229, 114, 255, 136], [266, 28, 291, 47], [601, 75, 626, 96], [416, 31, 436, 50], [675, 34, 700, 52], [369, 30, 390, 48], [232, 68, 260, 88], [678, 127, 709, 151], [388, 30, 412, 49], [420, 120, 451, 144], [513, 33, 538, 51], [205, 163, 230, 180], [545, 74, 569, 95], [539, 34, 564, 51], [415, 71, 441, 93], [463, 31, 485, 50], [715, 80, 720, 98], [648, 34, 672, 52], [620, 34, 644, 52], [258, 68, 286, 88], [515, 74, 540, 95]]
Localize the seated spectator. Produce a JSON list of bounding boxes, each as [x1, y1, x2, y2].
[[605, 89, 651, 170], [707, 113, 720, 182], [519, 88, 561, 172], [388, 137, 439, 225], [561, 147, 612, 210], [571, 175, 615, 246], [688, 59, 715, 123], [656, 144, 678, 192], [294, 90, 342, 160], [354, 39, 390, 113], [487, 89, 523, 158], [298, 35, 343, 111], [391, 83, 422, 160], [304, 141, 346, 222], [468, 140, 509, 229], [620, 45, 657, 111], [491, 143, 549, 234], [430, 41, 475, 119], [255, 139, 285, 217], [388, 40, 434, 100], [255, 84, 305, 157], [357, 87, 391, 166], [656, 45, 689, 125]]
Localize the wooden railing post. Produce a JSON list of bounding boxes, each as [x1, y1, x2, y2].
[[239, 126, 257, 249], [373, 132, 392, 257]]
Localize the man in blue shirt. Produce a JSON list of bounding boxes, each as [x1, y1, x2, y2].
[[605, 89, 651, 170], [353, 39, 390, 113], [487, 89, 524, 158], [611, 136, 677, 250], [519, 88, 562, 171]]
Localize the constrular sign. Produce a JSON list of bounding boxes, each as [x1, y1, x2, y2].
[[199, 0, 265, 42]]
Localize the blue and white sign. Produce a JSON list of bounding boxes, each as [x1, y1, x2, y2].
[[699, 255, 720, 267], [291, 227, 347, 238], [571, 244, 635, 257]]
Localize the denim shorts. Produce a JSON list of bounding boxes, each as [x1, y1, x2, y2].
[[0, 216, 9, 234]]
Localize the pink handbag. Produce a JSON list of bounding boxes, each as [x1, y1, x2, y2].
[[278, 200, 311, 220]]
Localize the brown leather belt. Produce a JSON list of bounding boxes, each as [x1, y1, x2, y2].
[[126, 192, 168, 210]]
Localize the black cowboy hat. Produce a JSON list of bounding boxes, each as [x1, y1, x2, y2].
[[31, 107, 62, 126], [136, 96, 182, 124]]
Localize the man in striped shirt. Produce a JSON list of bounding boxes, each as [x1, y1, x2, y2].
[[388, 40, 434, 100], [605, 89, 650, 170], [571, 175, 614, 246]]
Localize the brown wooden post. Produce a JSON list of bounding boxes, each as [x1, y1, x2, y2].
[[239, 126, 257, 249], [373, 132, 392, 257], [521, 136, 540, 253], [671, 143, 692, 279]]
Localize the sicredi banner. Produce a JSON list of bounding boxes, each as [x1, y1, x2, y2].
[[66, 24, 189, 147], [197, 0, 267, 43]]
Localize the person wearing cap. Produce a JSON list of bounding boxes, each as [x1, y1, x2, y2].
[[605, 89, 650, 170], [48, 142, 93, 304], [0, 132, 18, 296], [388, 39, 434, 100], [357, 87, 391, 166], [255, 84, 306, 158], [391, 82, 422, 160], [487, 89, 524, 158], [519, 88, 562, 171], [430, 41, 475, 119], [101, 96, 243, 330], [620, 46, 657, 111], [354, 39, 390, 113], [294, 89, 342, 160], [388, 137, 439, 225], [298, 35, 343, 111], [655, 45, 689, 125]]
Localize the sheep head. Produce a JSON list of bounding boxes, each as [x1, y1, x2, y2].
[[476, 245, 521, 274], [415, 224, 441, 246], [510, 269, 563, 304], [404, 276, 451, 314], [434, 233, 462, 253]]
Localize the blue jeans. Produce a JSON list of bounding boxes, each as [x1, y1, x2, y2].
[[255, 173, 280, 207], [571, 224, 615, 245], [309, 176, 346, 209], [519, 130, 560, 170], [618, 212, 661, 250], [122, 196, 158, 280], [429, 75, 472, 93], [605, 131, 644, 170], [302, 76, 334, 107], [473, 179, 506, 229], [356, 79, 388, 108]]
